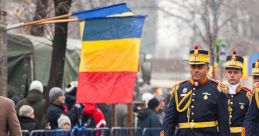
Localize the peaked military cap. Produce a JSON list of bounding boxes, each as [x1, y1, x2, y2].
[[189, 44, 210, 65], [224, 51, 244, 69], [252, 59, 259, 75]]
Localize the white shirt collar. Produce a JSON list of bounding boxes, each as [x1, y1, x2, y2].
[[227, 82, 240, 94]]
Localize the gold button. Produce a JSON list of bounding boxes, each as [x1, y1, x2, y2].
[[192, 99, 195, 102], [191, 105, 194, 108], [191, 112, 194, 115]]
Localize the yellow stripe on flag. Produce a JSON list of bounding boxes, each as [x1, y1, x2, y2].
[[80, 38, 140, 72], [79, 21, 85, 39], [242, 56, 248, 80]]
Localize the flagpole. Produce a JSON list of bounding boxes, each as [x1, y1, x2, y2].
[[38, 18, 78, 25], [6, 13, 72, 30]]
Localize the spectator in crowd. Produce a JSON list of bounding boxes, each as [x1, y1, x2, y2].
[[137, 98, 162, 129], [58, 114, 71, 130], [18, 105, 36, 131], [11, 95, 20, 105], [16, 80, 45, 129], [47, 87, 78, 129], [47, 87, 67, 129], [155, 95, 166, 125], [0, 96, 22, 136], [141, 92, 154, 107], [83, 103, 106, 128], [65, 81, 78, 111]]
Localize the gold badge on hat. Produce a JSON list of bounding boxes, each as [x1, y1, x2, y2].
[[194, 45, 199, 61], [230, 51, 237, 65]]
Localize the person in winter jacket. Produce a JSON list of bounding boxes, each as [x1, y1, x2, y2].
[[47, 87, 79, 129], [16, 80, 46, 129], [18, 105, 36, 131], [82, 103, 106, 128], [65, 81, 78, 111], [58, 114, 71, 130], [137, 98, 162, 129], [0, 96, 22, 136]]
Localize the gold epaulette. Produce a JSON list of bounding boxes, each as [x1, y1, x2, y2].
[[172, 80, 192, 113], [211, 79, 229, 94], [242, 87, 253, 101], [255, 85, 259, 109], [171, 80, 188, 96]]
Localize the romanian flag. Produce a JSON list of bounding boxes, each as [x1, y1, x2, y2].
[[76, 16, 145, 104], [75, 3, 134, 38]]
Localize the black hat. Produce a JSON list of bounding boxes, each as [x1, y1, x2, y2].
[[252, 59, 259, 75], [148, 98, 159, 110], [189, 44, 210, 65], [224, 51, 244, 70]]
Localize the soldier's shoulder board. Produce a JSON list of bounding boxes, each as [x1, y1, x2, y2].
[[210, 79, 228, 94], [210, 79, 220, 84], [171, 80, 188, 93], [172, 80, 188, 87]]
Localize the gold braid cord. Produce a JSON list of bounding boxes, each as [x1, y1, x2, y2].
[[246, 91, 253, 102], [173, 85, 192, 112], [217, 81, 229, 94], [255, 87, 259, 109]]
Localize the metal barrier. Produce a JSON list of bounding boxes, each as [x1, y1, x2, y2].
[[29, 129, 70, 136], [142, 128, 162, 136], [22, 130, 30, 136], [71, 127, 110, 136], [111, 127, 142, 136], [25, 127, 162, 136]]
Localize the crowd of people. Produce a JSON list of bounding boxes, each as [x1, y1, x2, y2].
[[7, 80, 107, 134]]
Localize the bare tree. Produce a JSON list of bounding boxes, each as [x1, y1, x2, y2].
[[156, 0, 247, 78], [0, 1, 7, 96], [30, 0, 48, 36]]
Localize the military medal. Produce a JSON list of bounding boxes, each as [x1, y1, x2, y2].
[[182, 88, 187, 93], [240, 105, 244, 110], [202, 92, 211, 100], [203, 95, 208, 100], [239, 103, 245, 110]]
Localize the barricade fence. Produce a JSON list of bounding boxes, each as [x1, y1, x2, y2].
[[21, 127, 162, 136]]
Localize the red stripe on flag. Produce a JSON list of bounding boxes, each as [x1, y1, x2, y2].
[[76, 72, 136, 104]]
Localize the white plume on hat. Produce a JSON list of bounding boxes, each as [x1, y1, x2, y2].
[[30, 80, 43, 93]]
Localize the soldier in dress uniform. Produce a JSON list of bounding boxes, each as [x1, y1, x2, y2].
[[160, 45, 231, 136], [223, 51, 252, 136], [244, 59, 259, 136]]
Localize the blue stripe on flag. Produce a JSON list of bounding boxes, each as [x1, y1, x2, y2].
[[83, 16, 145, 41], [72, 3, 132, 20]]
